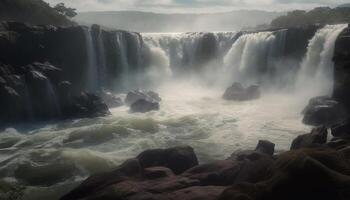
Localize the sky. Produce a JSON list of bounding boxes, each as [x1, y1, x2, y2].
[[43, 0, 348, 13]]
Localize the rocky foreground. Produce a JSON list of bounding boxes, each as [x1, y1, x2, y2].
[[60, 123, 350, 200]]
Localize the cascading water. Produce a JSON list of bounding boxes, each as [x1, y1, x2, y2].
[[84, 28, 99, 91], [223, 30, 288, 88], [142, 32, 239, 85], [295, 24, 348, 99], [45, 80, 61, 118], [96, 30, 107, 87]]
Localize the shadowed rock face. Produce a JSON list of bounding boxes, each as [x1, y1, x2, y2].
[[302, 96, 348, 127], [0, 22, 150, 123], [334, 25, 350, 110]]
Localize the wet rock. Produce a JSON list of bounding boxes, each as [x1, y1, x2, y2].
[[291, 126, 328, 150], [223, 83, 261, 101], [255, 140, 275, 156], [302, 96, 348, 127], [167, 186, 226, 200], [64, 92, 110, 119], [219, 148, 350, 200], [144, 167, 174, 179], [61, 158, 142, 200], [100, 91, 123, 108], [331, 120, 350, 139], [137, 146, 198, 174], [334, 27, 350, 112], [125, 90, 161, 106], [130, 99, 160, 113]]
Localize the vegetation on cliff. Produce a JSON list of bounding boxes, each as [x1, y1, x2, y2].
[[0, 0, 75, 26], [271, 7, 350, 28]]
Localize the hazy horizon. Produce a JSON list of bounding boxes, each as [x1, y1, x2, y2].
[[43, 0, 348, 13]]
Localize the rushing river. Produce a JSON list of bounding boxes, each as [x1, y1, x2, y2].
[[0, 24, 347, 199]]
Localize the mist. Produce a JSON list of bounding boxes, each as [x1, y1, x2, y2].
[[74, 10, 283, 32]]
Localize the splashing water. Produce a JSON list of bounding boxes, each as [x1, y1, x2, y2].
[[295, 24, 348, 100], [0, 25, 347, 199]]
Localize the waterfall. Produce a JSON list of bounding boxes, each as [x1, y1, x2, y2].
[[295, 24, 347, 99], [142, 32, 238, 78], [223, 30, 287, 87], [114, 32, 131, 90], [96, 30, 107, 87], [84, 28, 99, 92], [46, 80, 62, 118]]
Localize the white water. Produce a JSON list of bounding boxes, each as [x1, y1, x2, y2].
[[84, 28, 99, 91], [0, 25, 346, 199], [295, 24, 348, 100]]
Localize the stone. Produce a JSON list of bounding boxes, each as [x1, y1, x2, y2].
[[291, 126, 328, 150], [137, 146, 198, 175], [302, 96, 348, 127], [223, 83, 261, 101], [125, 90, 161, 106], [130, 99, 160, 113]]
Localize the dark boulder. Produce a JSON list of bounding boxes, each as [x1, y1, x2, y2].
[[255, 140, 275, 156], [219, 148, 350, 200], [64, 92, 110, 119], [291, 126, 328, 150], [137, 146, 198, 175], [302, 96, 348, 127], [100, 90, 123, 108], [331, 120, 350, 139], [334, 27, 350, 112], [130, 99, 160, 113], [223, 83, 261, 101], [125, 90, 161, 106]]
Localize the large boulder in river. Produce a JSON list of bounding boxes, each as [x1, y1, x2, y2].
[[137, 146, 198, 174], [223, 82, 261, 101], [63, 92, 110, 119], [99, 90, 123, 108], [130, 99, 160, 113], [302, 96, 348, 127], [125, 90, 161, 105]]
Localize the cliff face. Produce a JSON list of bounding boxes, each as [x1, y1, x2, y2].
[[333, 25, 350, 110], [0, 22, 149, 124]]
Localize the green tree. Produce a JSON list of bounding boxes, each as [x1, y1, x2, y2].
[[54, 3, 77, 18]]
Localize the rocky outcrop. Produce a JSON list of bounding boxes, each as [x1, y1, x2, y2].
[[125, 90, 162, 106], [291, 126, 328, 149], [0, 62, 110, 124], [0, 21, 150, 123], [61, 127, 350, 200], [223, 83, 261, 101], [130, 99, 160, 113], [302, 96, 348, 127], [334, 25, 350, 112]]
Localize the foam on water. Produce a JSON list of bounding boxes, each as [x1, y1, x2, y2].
[[0, 25, 347, 199]]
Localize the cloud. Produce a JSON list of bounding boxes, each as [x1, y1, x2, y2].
[[43, 0, 347, 12]]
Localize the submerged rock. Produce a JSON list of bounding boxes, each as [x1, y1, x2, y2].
[[302, 96, 348, 127], [130, 99, 160, 113], [125, 90, 161, 106], [100, 90, 123, 108], [223, 82, 261, 101]]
